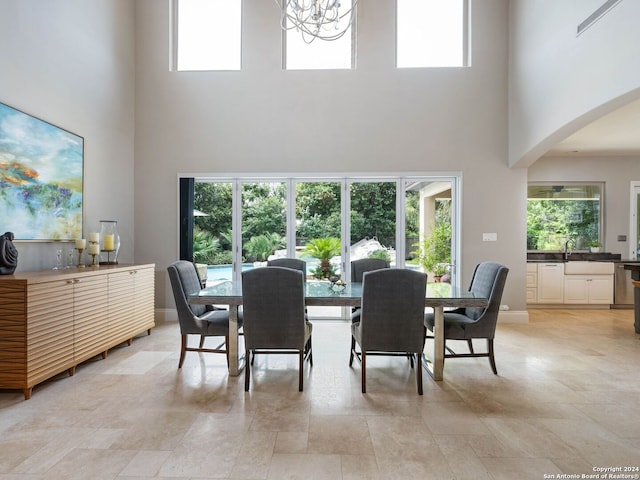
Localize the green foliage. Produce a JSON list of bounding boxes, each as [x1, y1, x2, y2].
[[527, 199, 600, 250], [368, 249, 391, 263], [192, 228, 220, 264], [302, 237, 341, 279], [241, 183, 286, 240], [349, 182, 397, 247], [416, 221, 451, 277], [244, 233, 284, 262]]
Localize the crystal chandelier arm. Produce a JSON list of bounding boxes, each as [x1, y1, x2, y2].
[[275, 0, 357, 42]]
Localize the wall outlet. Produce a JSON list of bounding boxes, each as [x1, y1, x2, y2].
[[618, 235, 627, 241], [482, 232, 497, 242]]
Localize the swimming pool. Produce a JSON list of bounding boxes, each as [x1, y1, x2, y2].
[[206, 264, 253, 281], [205, 258, 330, 282]]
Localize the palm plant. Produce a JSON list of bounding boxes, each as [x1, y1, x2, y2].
[[245, 233, 284, 262], [193, 228, 219, 264], [303, 237, 341, 279]]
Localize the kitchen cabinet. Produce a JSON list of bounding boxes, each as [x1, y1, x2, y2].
[[564, 275, 614, 304], [536, 263, 565, 304], [526, 263, 538, 303], [0, 264, 155, 399], [528, 261, 615, 306]]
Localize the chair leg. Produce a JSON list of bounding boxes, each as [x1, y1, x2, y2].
[[349, 336, 355, 366], [178, 334, 187, 368], [199, 335, 205, 349], [298, 351, 304, 392], [488, 339, 497, 374], [408, 352, 414, 368], [417, 352, 423, 395], [307, 337, 313, 366], [244, 349, 251, 391], [467, 339, 474, 354], [361, 352, 367, 393], [225, 335, 229, 368]]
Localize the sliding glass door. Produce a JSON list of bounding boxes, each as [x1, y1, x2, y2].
[[184, 175, 459, 296]]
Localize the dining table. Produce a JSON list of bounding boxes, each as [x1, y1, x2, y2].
[[188, 279, 488, 381]]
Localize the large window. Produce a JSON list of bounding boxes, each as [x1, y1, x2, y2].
[[527, 183, 603, 251], [174, 0, 241, 71], [183, 175, 460, 311], [396, 0, 467, 68]]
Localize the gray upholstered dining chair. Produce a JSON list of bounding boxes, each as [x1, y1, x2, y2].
[[424, 261, 509, 374], [241, 266, 313, 392], [267, 257, 307, 278], [349, 268, 427, 394], [167, 260, 239, 368], [350, 257, 390, 323]]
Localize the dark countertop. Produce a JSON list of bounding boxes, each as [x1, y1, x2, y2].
[[527, 252, 621, 262]]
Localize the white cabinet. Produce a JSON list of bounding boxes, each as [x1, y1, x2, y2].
[[528, 261, 615, 306], [564, 275, 613, 304], [537, 263, 565, 304], [526, 263, 538, 304]]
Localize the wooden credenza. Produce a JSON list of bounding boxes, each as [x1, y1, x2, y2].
[[0, 263, 155, 399]]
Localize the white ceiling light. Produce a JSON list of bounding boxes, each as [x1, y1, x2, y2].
[[275, 0, 357, 43]]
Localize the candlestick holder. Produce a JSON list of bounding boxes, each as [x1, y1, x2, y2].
[[88, 240, 100, 266], [99, 220, 120, 265], [76, 248, 85, 268]]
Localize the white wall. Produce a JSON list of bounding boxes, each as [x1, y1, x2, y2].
[[0, 0, 136, 271], [133, 0, 528, 313], [509, 0, 640, 167], [529, 155, 640, 258]]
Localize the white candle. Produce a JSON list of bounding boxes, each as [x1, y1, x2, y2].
[[88, 232, 99, 243], [89, 244, 100, 255], [75, 239, 86, 249], [104, 234, 115, 251]]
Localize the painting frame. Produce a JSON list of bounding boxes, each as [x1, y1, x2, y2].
[[0, 102, 84, 241]]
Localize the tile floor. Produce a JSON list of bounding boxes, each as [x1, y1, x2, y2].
[[1, 309, 639, 479]]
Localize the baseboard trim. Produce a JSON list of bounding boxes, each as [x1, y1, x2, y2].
[[157, 308, 178, 322], [497, 310, 529, 323]]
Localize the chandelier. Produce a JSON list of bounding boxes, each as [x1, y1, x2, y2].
[[276, 0, 357, 43]]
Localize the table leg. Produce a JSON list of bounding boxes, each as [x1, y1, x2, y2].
[[432, 306, 444, 381], [228, 305, 241, 376], [422, 306, 444, 381]]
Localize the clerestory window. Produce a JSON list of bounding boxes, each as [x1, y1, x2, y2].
[[173, 0, 242, 71], [396, 0, 468, 68]]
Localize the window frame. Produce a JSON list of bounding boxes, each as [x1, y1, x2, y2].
[[180, 173, 461, 289], [527, 181, 605, 252]]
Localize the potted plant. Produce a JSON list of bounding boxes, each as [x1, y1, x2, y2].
[[589, 241, 602, 253], [302, 237, 341, 279]]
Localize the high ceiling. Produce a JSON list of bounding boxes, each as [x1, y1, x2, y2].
[[546, 98, 640, 157]]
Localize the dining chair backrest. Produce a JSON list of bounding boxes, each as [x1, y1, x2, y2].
[[359, 268, 427, 353], [464, 261, 509, 323], [350, 258, 390, 282], [167, 260, 207, 333], [267, 258, 307, 280], [241, 266, 307, 350]]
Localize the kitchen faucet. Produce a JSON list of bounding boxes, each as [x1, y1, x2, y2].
[[564, 239, 575, 261]]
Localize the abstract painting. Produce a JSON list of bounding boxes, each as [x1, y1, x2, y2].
[[0, 102, 83, 240]]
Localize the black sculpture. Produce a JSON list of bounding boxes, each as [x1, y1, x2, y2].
[[0, 231, 18, 275]]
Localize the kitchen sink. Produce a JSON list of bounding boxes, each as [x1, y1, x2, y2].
[[563, 261, 615, 275]]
